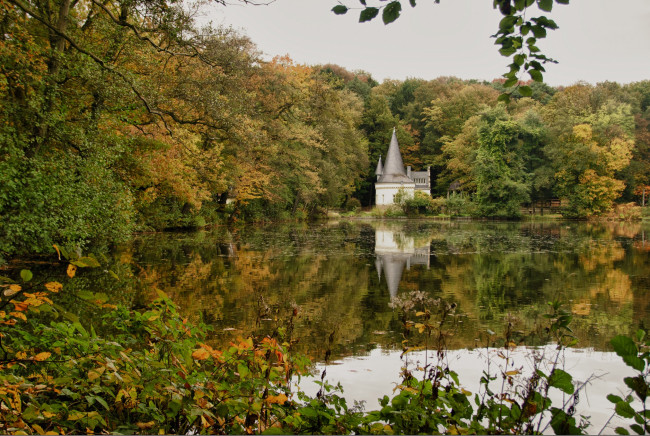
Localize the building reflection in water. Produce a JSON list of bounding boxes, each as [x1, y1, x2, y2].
[[374, 224, 431, 298]]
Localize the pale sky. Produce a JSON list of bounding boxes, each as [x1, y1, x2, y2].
[[203, 0, 650, 86]]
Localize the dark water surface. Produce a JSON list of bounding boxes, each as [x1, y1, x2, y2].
[[113, 219, 650, 357]]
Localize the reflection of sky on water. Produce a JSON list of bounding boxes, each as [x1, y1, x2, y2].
[[300, 345, 636, 434]]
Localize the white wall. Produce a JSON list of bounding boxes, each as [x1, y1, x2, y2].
[[375, 183, 415, 206]]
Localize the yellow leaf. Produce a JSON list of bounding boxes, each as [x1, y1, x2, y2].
[[201, 415, 209, 428], [66, 264, 77, 278], [88, 366, 106, 381], [24, 297, 43, 307], [67, 411, 86, 420], [42, 411, 56, 418], [16, 351, 27, 359], [33, 352, 51, 362], [414, 323, 426, 333], [192, 348, 210, 360], [505, 370, 520, 376], [415, 311, 426, 317], [266, 394, 288, 405], [32, 423, 45, 435], [44, 282, 62, 293], [5, 284, 21, 296], [53, 244, 61, 260], [44, 432, 59, 435], [136, 421, 155, 430], [461, 388, 472, 396]]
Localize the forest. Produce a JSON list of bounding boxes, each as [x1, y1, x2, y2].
[[1, 0, 649, 262]]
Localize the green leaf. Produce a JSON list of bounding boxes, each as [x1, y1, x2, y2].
[[615, 427, 630, 435], [497, 93, 511, 104], [499, 16, 517, 31], [359, 7, 380, 22], [359, 0, 366, 4], [519, 85, 532, 96], [409, 0, 416, 6], [548, 369, 574, 394], [623, 355, 646, 372], [332, 5, 348, 15], [615, 401, 636, 419], [20, 269, 33, 282], [529, 69, 543, 82], [555, 0, 569, 4], [624, 375, 649, 401], [537, 0, 553, 11], [608, 394, 624, 404], [631, 424, 644, 435], [94, 292, 109, 304], [262, 428, 287, 435], [499, 47, 517, 57], [531, 25, 547, 38], [513, 54, 525, 66], [77, 290, 95, 300], [382, 1, 402, 24], [79, 256, 100, 267], [504, 77, 518, 88], [237, 363, 250, 378], [636, 329, 646, 342], [611, 335, 642, 370]]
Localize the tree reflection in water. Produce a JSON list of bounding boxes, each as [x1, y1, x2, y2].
[[50, 220, 650, 361]]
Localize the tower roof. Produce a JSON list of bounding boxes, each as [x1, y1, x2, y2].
[[375, 155, 383, 176], [378, 128, 412, 183]]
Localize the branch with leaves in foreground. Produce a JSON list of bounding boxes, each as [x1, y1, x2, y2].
[[332, 0, 569, 102]]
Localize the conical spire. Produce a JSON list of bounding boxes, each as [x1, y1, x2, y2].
[[378, 128, 412, 183], [375, 155, 383, 176]]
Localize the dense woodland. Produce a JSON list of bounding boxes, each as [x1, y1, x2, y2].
[[1, 0, 649, 260]]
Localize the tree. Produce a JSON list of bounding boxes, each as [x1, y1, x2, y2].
[[543, 85, 636, 217], [548, 124, 632, 217], [473, 106, 531, 218]]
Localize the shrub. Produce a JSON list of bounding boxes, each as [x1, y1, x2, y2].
[[428, 197, 447, 215], [612, 202, 642, 221], [344, 197, 362, 212], [446, 193, 474, 217]]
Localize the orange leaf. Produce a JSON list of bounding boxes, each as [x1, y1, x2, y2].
[[33, 352, 51, 361], [266, 394, 288, 405], [191, 348, 210, 360], [13, 302, 29, 312], [9, 312, 26, 321], [44, 282, 62, 293], [66, 264, 77, 278]]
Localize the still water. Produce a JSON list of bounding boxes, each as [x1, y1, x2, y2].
[[110, 219, 649, 431]]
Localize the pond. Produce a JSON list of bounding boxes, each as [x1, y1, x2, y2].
[[117, 219, 650, 354], [42, 219, 650, 432]]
